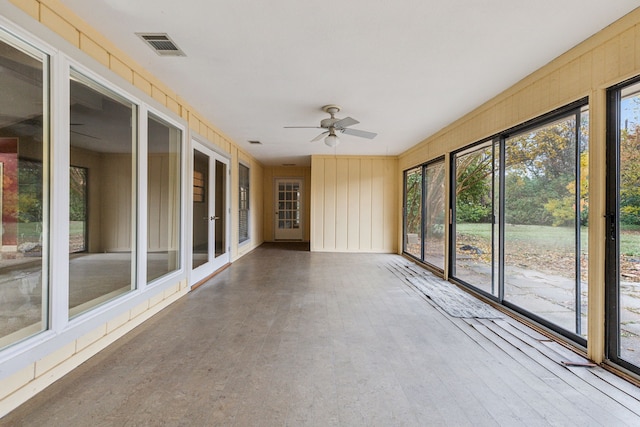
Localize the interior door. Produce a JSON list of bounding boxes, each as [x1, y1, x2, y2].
[[274, 178, 303, 240], [191, 140, 229, 285]]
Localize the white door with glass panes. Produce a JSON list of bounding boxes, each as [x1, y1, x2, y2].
[[191, 140, 230, 286], [274, 178, 303, 240]]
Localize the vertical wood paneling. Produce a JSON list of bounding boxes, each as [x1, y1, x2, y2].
[[100, 154, 132, 252], [383, 159, 397, 252], [359, 159, 372, 250], [311, 158, 324, 249], [347, 159, 361, 250], [371, 159, 384, 251], [310, 155, 397, 253], [335, 158, 349, 251], [323, 158, 337, 250], [397, 8, 640, 366]]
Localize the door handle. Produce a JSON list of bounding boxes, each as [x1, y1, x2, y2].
[[211, 216, 221, 221]]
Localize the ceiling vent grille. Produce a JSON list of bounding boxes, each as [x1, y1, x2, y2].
[[136, 33, 185, 57]]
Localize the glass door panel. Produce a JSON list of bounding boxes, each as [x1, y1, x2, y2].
[[274, 178, 303, 240], [214, 159, 226, 258], [403, 167, 422, 258], [191, 141, 229, 286], [424, 161, 445, 270], [452, 142, 498, 296], [607, 80, 640, 373], [192, 149, 209, 270], [503, 116, 581, 335]]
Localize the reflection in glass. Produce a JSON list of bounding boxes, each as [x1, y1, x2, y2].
[[0, 37, 48, 349], [214, 160, 226, 258], [147, 114, 181, 283], [192, 149, 209, 269], [403, 167, 422, 258], [239, 164, 249, 243], [68, 69, 137, 317]]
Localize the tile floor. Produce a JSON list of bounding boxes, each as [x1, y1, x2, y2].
[[2, 243, 640, 426]]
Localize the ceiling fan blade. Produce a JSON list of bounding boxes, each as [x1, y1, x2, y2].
[[284, 126, 323, 129], [333, 116, 359, 129], [341, 128, 377, 139], [310, 131, 329, 142]]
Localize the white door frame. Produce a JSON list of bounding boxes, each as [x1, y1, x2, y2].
[[190, 138, 230, 286], [274, 177, 304, 241]]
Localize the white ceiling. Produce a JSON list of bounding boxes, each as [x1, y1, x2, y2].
[[58, 0, 639, 166]]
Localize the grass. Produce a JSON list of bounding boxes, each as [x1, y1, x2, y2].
[[456, 222, 640, 256], [17, 221, 85, 240]]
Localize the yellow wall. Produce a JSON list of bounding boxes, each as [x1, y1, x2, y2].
[[232, 148, 264, 259], [8, 0, 266, 260], [263, 166, 312, 241], [311, 155, 398, 253], [0, 0, 266, 416], [398, 8, 640, 363]]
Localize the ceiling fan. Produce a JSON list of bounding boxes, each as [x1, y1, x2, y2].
[[285, 105, 377, 147]]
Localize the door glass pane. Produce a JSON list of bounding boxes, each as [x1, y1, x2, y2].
[[453, 143, 497, 295], [618, 83, 640, 365], [192, 150, 208, 269], [504, 116, 579, 333], [0, 37, 48, 349], [579, 108, 589, 338], [147, 114, 181, 283], [424, 161, 445, 270], [214, 159, 226, 258], [403, 167, 422, 258], [274, 179, 303, 239]]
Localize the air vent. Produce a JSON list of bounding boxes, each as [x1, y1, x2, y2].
[[248, 140, 262, 145], [136, 33, 185, 56]]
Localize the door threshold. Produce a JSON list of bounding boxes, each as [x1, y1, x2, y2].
[[191, 263, 231, 290]]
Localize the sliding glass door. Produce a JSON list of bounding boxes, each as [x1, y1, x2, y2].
[[403, 158, 445, 272], [448, 101, 588, 344], [607, 78, 640, 375]]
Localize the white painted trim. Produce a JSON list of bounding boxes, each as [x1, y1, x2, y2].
[[189, 137, 232, 286], [0, 9, 189, 383]]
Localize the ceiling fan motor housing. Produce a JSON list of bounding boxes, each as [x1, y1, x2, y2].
[[320, 117, 340, 128]]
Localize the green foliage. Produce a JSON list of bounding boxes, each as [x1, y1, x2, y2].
[[404, 168, 422, 234], [620, 124, 640, 225], [456, 202, 491, 223]]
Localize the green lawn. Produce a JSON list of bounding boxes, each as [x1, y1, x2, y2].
[[456, 222, 640, 257]]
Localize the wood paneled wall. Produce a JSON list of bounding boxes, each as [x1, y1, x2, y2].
[[262, 166, 311, 242], [397, 7, 640, 363], [311, 156, 397, 253]]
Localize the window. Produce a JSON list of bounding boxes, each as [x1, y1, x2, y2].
[[402, 158, 445, 271], [68, 69, 137, 317], [147, 113, 182, 283], [239, 163, 249, 243], [0, 34, 49, 349], [450, 101, 589, 343]]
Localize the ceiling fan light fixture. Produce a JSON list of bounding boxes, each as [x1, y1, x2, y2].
[[324, 133, 340, 147]]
